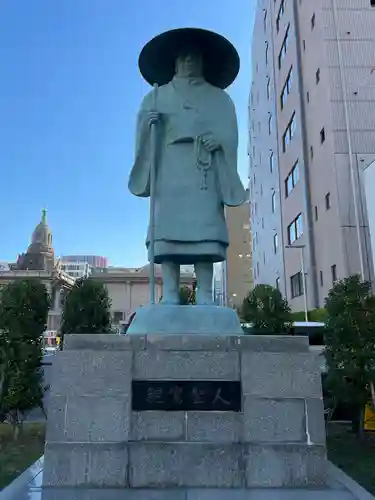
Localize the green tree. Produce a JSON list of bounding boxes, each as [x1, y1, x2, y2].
[[179, 286, 196, 305], [0, 279, 49, 439], [240, 284, 292, 334], [324, 275, 375, 437], [61, 278, 112, 340]]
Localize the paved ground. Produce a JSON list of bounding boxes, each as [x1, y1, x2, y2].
[[0, 456, 360, 500]]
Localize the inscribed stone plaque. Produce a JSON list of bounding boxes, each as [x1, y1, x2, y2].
[[132, 381, 241, 411]]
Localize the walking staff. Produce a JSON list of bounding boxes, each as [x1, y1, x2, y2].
[[149, 83, 158, 304]]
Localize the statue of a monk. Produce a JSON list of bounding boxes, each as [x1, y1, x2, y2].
[[129, 28, 246, 306]]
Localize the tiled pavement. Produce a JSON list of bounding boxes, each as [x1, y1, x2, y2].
[[0, 456, 367, 500]]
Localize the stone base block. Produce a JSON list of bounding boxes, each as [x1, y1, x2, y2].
[[43, 333, 327, 491], [126, 304, 243, 335], [41, 488, 355, 500], [129, 443, 244, 488], [246, 445, 327, 488], [43, 443, 128, 487]]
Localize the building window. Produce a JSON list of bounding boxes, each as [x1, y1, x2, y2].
[[316, 68, 320, 84], [113, 311, 123, 323], [331, 264, 337, 283], [320, 270, 324, 287], [266, 77, 271, 100], [262, 217, 265, 228], [282, 113, 296, 152], [276, 277, 280, 291], [311, 13, 316, 29], [281, 67, 293, 109], [315, 205, 318, 221], [276, 0, 286, 32], [268, 114, 273, 134], [285, 160, 299, 197], [287, 213, 303, 244], [307, 91, 310, 102], [265, 42, 269, 65], [278, 24, 290, 69], [273, 233, 278, 254], [271, 191, 276, 213], [310, 146, 314, 159], [325, 192, 331, 210], [257, 261, 260, 276], [303, 39, 306, 51], [291, 272, 304, 298], [320, 127, 326, 143], [269, 152, 275, 172], [263, 8, 267, 31]]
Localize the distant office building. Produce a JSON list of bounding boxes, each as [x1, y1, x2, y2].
[[214, 204, 253, 308], [60, 255, 108, 279], [225, 204, 253, 309], [250, 0, 375, 311]]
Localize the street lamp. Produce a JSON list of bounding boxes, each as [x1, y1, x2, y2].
[[286, 244, 308, 323]]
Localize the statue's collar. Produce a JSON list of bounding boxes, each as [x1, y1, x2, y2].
[[172, 76, 205, 86]]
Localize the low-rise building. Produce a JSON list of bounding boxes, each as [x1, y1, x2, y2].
[[90, 264, 194, 328]]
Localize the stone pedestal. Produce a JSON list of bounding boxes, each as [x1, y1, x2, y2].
[[127, 304, 244, 335], [43, 333, 327, 493]]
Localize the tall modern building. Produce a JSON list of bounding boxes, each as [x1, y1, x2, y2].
[[225, 204, 253, 309], [250, 0, 375, 311], [214, 204, 253, 308]]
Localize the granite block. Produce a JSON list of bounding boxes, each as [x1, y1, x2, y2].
[[145, 334, 236, 351], [41, 489, 129, 500], [45, 396, 66, 441], [51, 350, 132, 397], [185, 490, 355, 500], [230, 335, 309, 352], [243, 398, 306, 443], [133, 351, 239, 380], [245, 444, 327, 488], [42, 490, 185, 500], [306, 398, 326, 445], [242, 352, 322, 398], [40, 489, 357, 500], [64, 334, 146, 351], [186, 411, 242, 442], [43, 442, 128, 487], [47, 395, 130, 442], [129, 443, 244, 487], [130, 411, 185, 441]]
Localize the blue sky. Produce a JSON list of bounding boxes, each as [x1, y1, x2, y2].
[[0, 0, 255, 267]]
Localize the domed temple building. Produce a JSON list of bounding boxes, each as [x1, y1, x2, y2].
[[16, 209, 55, 272], [0, 210, 74, 345]]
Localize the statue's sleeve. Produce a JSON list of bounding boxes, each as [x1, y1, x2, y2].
[[128, 92, 153, 197], [215, 92, 246, 207]]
